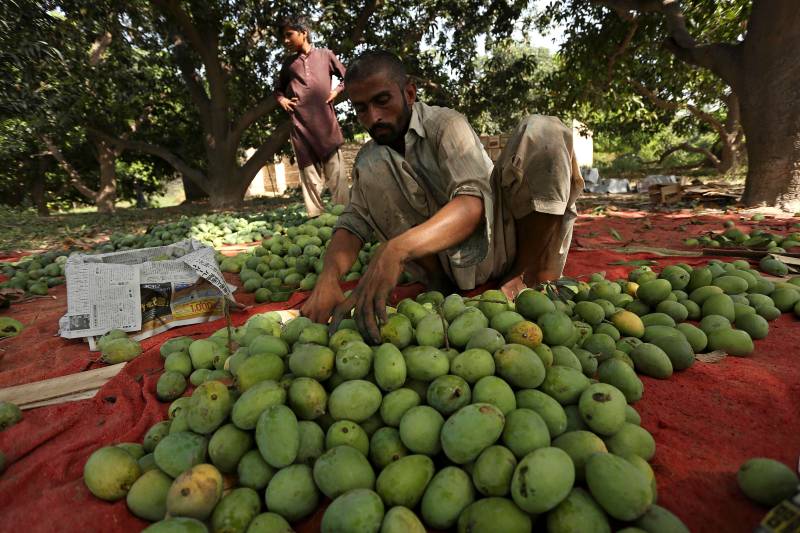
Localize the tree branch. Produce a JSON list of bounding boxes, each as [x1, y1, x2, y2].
[[657, 142, 720, 167], [592, 0, 743, 89], [89, 128, 209, 190], [239, 120, 293, 182], [351, 0, 383, 45], [606, 17, 639, 82], [230, 97, 279, 147], [41, 135, 98, 200], [628, 79, 728, 139], [154, 1, 227, 108]]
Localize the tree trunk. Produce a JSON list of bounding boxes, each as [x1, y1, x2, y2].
[[94, 138, 117, 214], [206, 150, 248, 207], [33, 157, 50, 216], [181, 175, 208, 202], [737, 0, 800, 210]]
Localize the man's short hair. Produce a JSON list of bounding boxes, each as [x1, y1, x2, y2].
[[278, 15, 312, 39], [345, 49, 407, 89]]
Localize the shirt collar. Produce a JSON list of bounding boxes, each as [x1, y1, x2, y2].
[[406, 101, 426, 140]]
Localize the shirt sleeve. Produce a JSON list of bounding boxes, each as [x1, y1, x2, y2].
[[328, 50, 346, 93], [435, 114, 494, 267], [333, 163, 373, 244], [273, 57, 291, 102]]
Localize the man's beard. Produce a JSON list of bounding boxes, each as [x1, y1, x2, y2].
[[369, 100, 412, 145]]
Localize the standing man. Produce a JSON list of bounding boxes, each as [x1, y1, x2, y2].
[[301, 50, 584, 342], [274, 16, 349, 217]]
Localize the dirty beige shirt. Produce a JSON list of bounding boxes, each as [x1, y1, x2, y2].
[[336, 102, 582, 289]]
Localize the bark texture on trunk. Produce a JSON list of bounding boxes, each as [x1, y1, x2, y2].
[[738, 0, 800, 210], [94, 138, 117, 214]]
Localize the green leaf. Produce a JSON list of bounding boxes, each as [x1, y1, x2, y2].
[[610, 229, 623, 241], [609, 259, 657, 267]]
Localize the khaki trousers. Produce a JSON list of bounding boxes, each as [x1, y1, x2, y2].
[[299, 149, 349, 217]]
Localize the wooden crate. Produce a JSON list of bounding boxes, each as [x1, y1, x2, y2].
[[649, 183, 684, 205], [479, 134, 512, 163]]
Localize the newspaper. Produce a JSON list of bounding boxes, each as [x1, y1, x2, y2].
[[58, 239, 236, 347]]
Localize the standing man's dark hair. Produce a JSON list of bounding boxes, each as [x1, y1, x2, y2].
[[278, 15, 312, 42], [345, 50, 408, 89]]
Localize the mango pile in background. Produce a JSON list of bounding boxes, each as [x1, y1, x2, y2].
[[76, 256, 800, 533], [685, 217, 800, 252]]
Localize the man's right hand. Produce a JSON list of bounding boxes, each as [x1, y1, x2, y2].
[[279, 96, 298, 113], [301, 275, 345, 324]]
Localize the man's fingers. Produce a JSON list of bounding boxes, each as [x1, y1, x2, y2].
[[329, 295, 355, 334], [375, 292, 389, 325]]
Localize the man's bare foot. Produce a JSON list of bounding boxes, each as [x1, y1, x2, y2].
[[499, 273, 527, 300]]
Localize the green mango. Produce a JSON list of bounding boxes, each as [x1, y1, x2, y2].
[[472, 376, 516, 414], [597, 359, 644, 403], [288, 343, 335, 380], [414, 312, 446, 347], [143, 420, 171, 453], [328, 380, 382, 422], [126, 469, 172, 521], [234, 353, 285, 392], [321, 489, 384, 533], [707, 329, 754, 356], [288, 377, 327, 420], [231, 380, 285, 430], [502, 408, 550, 458], [380, 314, 414, 349], [187, 380, 232, 434], [313, 445, 376, 499], [448, 307, 490, 347], [153, 432, 208, 478], [440, 403, 505, 464], [553, 430, 608, 482], [399, 405, 444, 455], [237, 449, 275, 491], [585, 453, 653, 521], [511, 446, 575, 513], [426, 374, 471, 415], [141, 517, 208, 533], [402, 345, 450, 381], [208, 423, 252, 473], [630, 343, 673, 379], [420, 467, 475, 529], [101, 338, 142, 364], [537, 311, 576, 346], [539, 365, 591, 405], [380, 506, 426, 533], [737, 457, 799, 507], [471, 445, 517, 496], [650, 334, 695, 371], [456, 497, 532, 533], [373, 343, 407, 392], [380, 388, 421, 427], [83, 446, 142, 501], [450, 348, 496, 384], [515, 289, 555, 320], [375, 454, 434, 508], [578, 383, 627, 436], [515, 389, 567, 437], [256, 405, 299, 468], [264, 464, 319, 521], [210, 489, 262, 533], [165, 463, 223, 519], [369, 427, 409, 469], [493, 343, 546, 388], [547, 487, 611, 533], [604, 423, 656, 460], [466, 327, 506, 353]]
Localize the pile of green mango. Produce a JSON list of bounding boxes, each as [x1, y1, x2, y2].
[[220, 205, 409, 303], [685, 218, 800, 253], [81, 254, 800, 532], [96, 205, 313, 254], [0, 250, 68, 297]]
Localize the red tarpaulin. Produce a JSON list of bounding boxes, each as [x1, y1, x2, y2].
[[1, 211, 799, 532]]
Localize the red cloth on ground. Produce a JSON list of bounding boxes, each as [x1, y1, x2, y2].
[[1, 212, 799, 532]]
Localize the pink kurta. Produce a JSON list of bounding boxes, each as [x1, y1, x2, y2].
[[274, 47, 346, 168]]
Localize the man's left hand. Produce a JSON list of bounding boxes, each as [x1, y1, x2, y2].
[[331, 242, 405, 343]]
